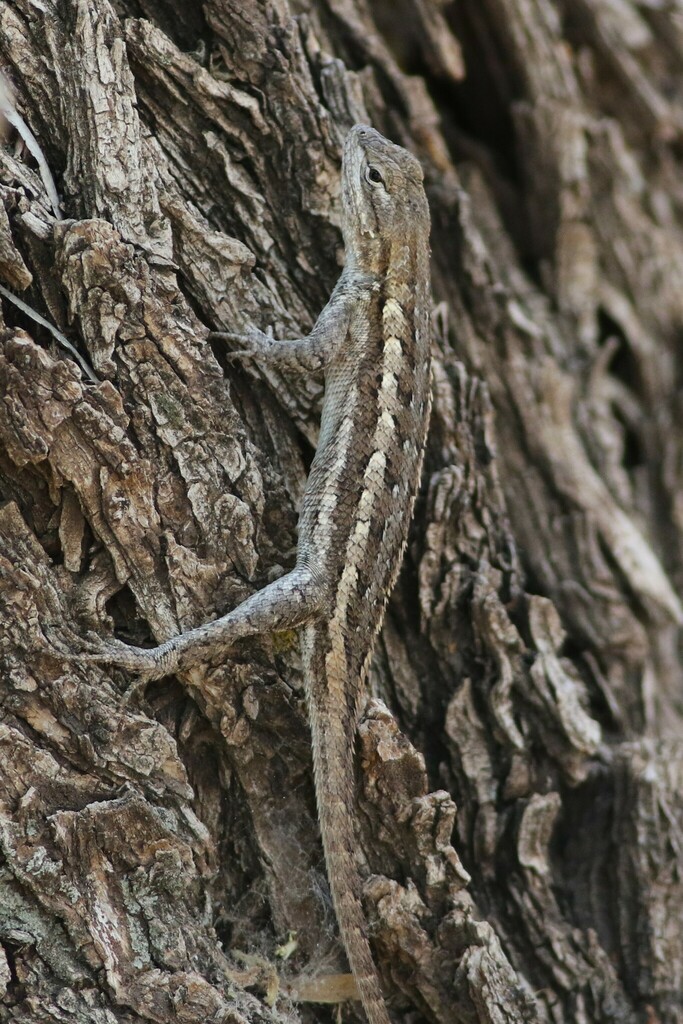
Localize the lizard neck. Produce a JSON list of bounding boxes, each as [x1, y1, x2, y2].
[[343, 224, 427, 285]]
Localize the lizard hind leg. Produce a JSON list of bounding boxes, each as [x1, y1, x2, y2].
[[79, 565, 324, 681]]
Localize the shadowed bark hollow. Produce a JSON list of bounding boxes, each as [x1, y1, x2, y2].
[[0, 1, 682, 1022]]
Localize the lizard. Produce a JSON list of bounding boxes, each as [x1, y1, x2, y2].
[[79, 124, 432, 1024]]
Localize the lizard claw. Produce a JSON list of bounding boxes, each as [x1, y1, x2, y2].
[[81, 639, 162, 677], [224, 348, 258, 362], [209, 326, 273, 362], [40, 625, 163, 695], [50, 626, 163, 679], [41, 623, 109, 660], [119, 672, 155, 707]]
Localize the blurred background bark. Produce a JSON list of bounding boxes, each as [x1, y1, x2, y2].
[[0, 1, 682, 1022]]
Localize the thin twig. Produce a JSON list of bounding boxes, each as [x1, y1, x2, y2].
[[0, 284, 99, 383], [0, 77, 62, 221]]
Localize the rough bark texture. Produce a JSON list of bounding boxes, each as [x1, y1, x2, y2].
[[0, 1, 682, 1022]]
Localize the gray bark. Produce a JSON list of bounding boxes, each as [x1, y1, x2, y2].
[[0, 1, 682, 1022]]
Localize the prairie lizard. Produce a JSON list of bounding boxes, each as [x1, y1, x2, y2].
[[81, 124, 432, 1024]]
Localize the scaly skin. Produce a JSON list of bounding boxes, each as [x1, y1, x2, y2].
[[79, 125, 432, 1024]]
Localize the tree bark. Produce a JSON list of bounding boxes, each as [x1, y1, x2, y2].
[[0, 1, 682, 1022]]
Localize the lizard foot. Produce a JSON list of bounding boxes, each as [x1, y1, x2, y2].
[[48, 625, 166, 680], [40, 626, 170, 707], [79, 636, 171, 703], [209, 326, 273, 361]]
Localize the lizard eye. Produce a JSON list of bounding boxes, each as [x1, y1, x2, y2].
[[365, 165, 385, 186]]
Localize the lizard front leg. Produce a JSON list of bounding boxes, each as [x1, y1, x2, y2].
[[210, 270, 375, 372], [73, 281, 363, 679], [79, 565, 325, 680]]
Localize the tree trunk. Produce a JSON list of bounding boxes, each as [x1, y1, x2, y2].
[[1, 1, 682, 1022]]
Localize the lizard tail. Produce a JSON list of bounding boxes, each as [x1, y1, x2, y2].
[[307, 688, 392, 1024]]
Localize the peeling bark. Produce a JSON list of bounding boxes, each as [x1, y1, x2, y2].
[[0, 1, 682, 1022]]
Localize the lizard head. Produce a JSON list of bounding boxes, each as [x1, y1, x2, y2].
[[341, 124, 429, 258]]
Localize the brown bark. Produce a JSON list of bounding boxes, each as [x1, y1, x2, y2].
[[0, 1, 682, 1022]]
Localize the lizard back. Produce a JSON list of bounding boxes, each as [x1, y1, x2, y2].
[[300, 244, 431, 702]]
